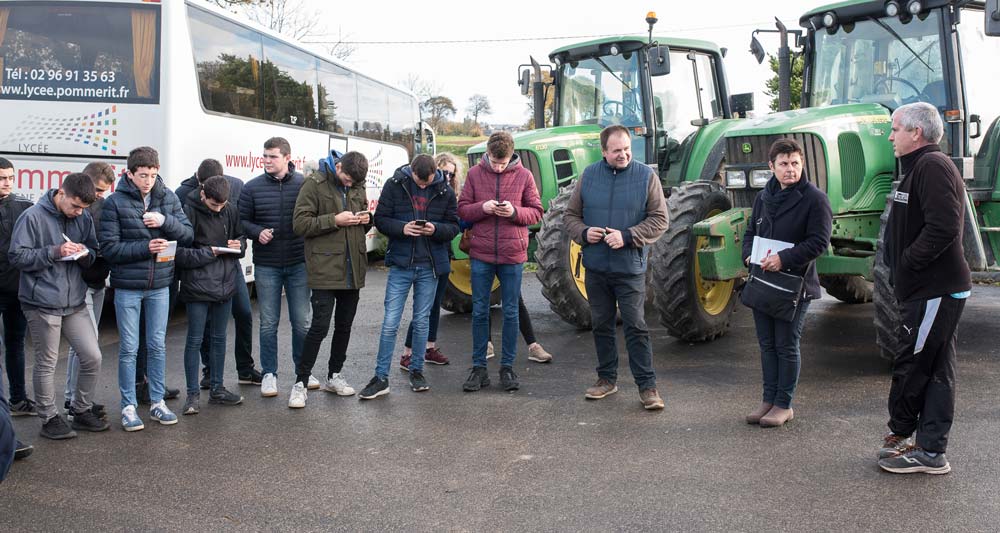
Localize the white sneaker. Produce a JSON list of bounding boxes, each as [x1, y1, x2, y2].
[[288, 382, 307, 408], [486, 341, 495, 359], [323, 373, 356, 396], [307, 375, 321, 390], [261, 373, 278, 397]]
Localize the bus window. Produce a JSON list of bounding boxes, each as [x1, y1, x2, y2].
[[189, 7, 262, 119], [387, 89, 416, 154], [357, 77, 388, 141], [0, 2, 160, 103], [317, 61, 358, 135], [262, 37, 318, 129]]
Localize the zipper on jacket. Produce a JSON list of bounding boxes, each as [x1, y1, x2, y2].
[[341, 185, 354, 289], [494, 172, 501, 264]]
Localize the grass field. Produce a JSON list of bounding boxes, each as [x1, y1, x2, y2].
[[436, 135, 487, 157]]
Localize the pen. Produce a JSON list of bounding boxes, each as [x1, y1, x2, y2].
[[61, 233, 72, 243]]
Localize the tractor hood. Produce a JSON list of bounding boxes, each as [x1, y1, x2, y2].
[[725, 103, 892, 137], [468, 125, 603, 155]]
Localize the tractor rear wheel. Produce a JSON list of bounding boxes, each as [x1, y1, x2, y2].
[[820, 275, 874, 304], [535, 183, 592, 329], [651, 181, 737, 342], [873, 195, 903, 361], [440, 258, 501, 314]]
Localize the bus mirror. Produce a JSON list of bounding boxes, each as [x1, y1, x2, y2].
[[519, 69, 531, 95], [987, 0, 1000, 36], [730, 93, 754, 118], [648, 45, 671, 76]]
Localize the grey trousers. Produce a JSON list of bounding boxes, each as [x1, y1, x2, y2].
[[24, 307, 102, 420], [64, 287, 105, 403]]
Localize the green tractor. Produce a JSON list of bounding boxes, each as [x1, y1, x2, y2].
[[687, 0, 1000, 356], [448, 14, 754, 326]]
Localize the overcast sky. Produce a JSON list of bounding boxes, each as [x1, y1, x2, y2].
[[240, 0, 811, 125]]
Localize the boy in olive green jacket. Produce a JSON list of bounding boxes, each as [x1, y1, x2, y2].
[[289, 150, 370, 408]]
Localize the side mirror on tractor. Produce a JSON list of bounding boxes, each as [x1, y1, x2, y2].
[[730, 93, 755, 118], [519, 68, 531, 96], [648, 45, 671, 76], [987, 0, 1000, 36]]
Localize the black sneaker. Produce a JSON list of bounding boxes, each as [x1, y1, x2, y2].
[[409, 371, 430, 392], [68, 402, 108, 421], [208, 387, 243, 406], [164, 386, 180, 400], [14, 440, 33, 461], [70, 408, 111, 432], [183, 392, 200, 415], [358, 376, 389, 400], [200, 368, 211, 390], [10, 398, 37, 417], [40, 415, 78, 440], [499, 366, 520, 391], [238, 368, 263, 385], [462, 367, 490, 392], [878, 447, 951, 474]]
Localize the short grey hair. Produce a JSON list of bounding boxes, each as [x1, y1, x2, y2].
[[892, 102, 943, 144]]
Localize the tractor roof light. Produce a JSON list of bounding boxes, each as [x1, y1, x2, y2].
[[609, 44, 620, 56], [907, 0, 922, 15], [885, 0, 901, 17], [822, 11, 837, 28]]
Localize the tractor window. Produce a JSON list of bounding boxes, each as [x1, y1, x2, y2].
[[957, 10, 1000, 174], [811, 11, 945, 112], [557, 53, 644, 128]]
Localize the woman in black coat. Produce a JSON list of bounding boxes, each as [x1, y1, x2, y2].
[[741, 139, 832, 428]]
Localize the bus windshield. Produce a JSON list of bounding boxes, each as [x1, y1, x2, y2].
[[810, 11, 945, 112], [557, 53, 644, 127], [0, 1, 160, 104]]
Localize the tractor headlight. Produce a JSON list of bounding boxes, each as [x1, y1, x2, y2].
[[750, 169, 772, 187], [726, 169, 746, 188]]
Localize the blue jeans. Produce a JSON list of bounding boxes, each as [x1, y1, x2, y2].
[[585, 270, 656, 390], [405, 272, 449, 347], [752, 300, 811, 409], [115, 287, 169, 409], [471, 259, 523, 368], [199, 269, 255, 375], [255, 263, 311, 376], [374, 266, 437, 378], [184, 300, 233, 394]]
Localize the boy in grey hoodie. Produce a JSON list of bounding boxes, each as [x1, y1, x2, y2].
[[9, 173, 109, 440]]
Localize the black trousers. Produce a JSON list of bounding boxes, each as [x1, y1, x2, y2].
[[296, 289, 360, 385], [887, 295, 965, 453]]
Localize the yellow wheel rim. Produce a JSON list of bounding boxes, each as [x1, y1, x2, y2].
[[449, 258, 499, 296], [694, 208, 734, 315], [569, 240, 588, 299]]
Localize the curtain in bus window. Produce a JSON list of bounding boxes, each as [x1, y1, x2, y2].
[[0, 8, 8, 86], [131, 9, 155, 99]]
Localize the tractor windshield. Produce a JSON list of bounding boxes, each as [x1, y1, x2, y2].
[[810, 10, 946, 112], [557, 53, 644, 128]]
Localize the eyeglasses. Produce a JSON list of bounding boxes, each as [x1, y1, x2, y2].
[[440, 170, 455, 179]]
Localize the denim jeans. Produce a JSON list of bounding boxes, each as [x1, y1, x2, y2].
[[255, 263, 311, 376], [115, 287, 169, 409], [198, 268, 254, 375], [0, 292, 27, 404], [752, 300, 811, 409], [65, 286, 105, 404], [471, 259, 523, 368], [405, 272, 448, 347], [184, 300, 233, 394], [374, 266, 437, 378], [585, 270, 656, 390]]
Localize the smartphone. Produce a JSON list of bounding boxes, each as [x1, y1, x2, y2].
[[355, 210, 371, 217], [496, 201, 509, 207], [415, 219, 428, 226]]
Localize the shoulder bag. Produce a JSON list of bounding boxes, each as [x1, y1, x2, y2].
[[739, 264, 805, 322]]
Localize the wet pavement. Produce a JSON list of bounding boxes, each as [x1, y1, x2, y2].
[[2, 269, 999, 531]]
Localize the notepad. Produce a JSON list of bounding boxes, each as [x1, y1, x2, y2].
[[58, 249, 89, 262], [211, 246, 242, 255], [156, 241, 178, 263], [749, 236, 793, 265]]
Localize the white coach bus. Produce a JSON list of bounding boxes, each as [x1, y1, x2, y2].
[[0, 0, 433, 275]]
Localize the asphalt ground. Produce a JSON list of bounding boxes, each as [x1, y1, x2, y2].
[[1, 269, 999, 532]]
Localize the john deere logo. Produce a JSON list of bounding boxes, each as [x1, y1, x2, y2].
[[741, 143, 753, 154]]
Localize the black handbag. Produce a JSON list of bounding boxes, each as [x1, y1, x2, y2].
[[740, 264, 805, 322]]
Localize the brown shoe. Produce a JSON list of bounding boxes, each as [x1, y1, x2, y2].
[[639, 388, 665, 410], [746, 402, 774, 425], [584, 378, 618, 399], [527, 343, 552, 363], [759, 406, 794, 427], [424, 347, 449, 365]]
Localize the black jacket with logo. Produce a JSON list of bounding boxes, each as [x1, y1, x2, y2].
[[886, 144, 971, 302]]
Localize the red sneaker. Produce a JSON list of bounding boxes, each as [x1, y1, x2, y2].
[[424, 347, 450, 365], [399, 354, 411, 372]]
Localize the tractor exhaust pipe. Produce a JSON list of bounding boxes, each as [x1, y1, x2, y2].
[[775, 17, 792, 112], [531, 56, 545, 129]]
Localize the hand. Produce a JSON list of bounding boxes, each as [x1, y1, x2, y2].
[[494, 202, 514, 218], [148, 238, 169, 254], [357, 212, 371, 225], [403, 221, 424, 237], [58, 241, 85, 257], [604, 228, 624, 249], [482, 200, 498, 214], [258, 228, 274, 244], [760, 254, 783, 272], [142, 211, 165, 228], [334, 211, 359, 227], [586, 227, 606, 244], [227, 239, 241, 250], [418, 222, 436, 236]]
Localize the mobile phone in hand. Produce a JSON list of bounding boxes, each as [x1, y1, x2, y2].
[[496, 201, 509, 207], [415, 219, 428, 226], [355, 210, 371, 217]]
